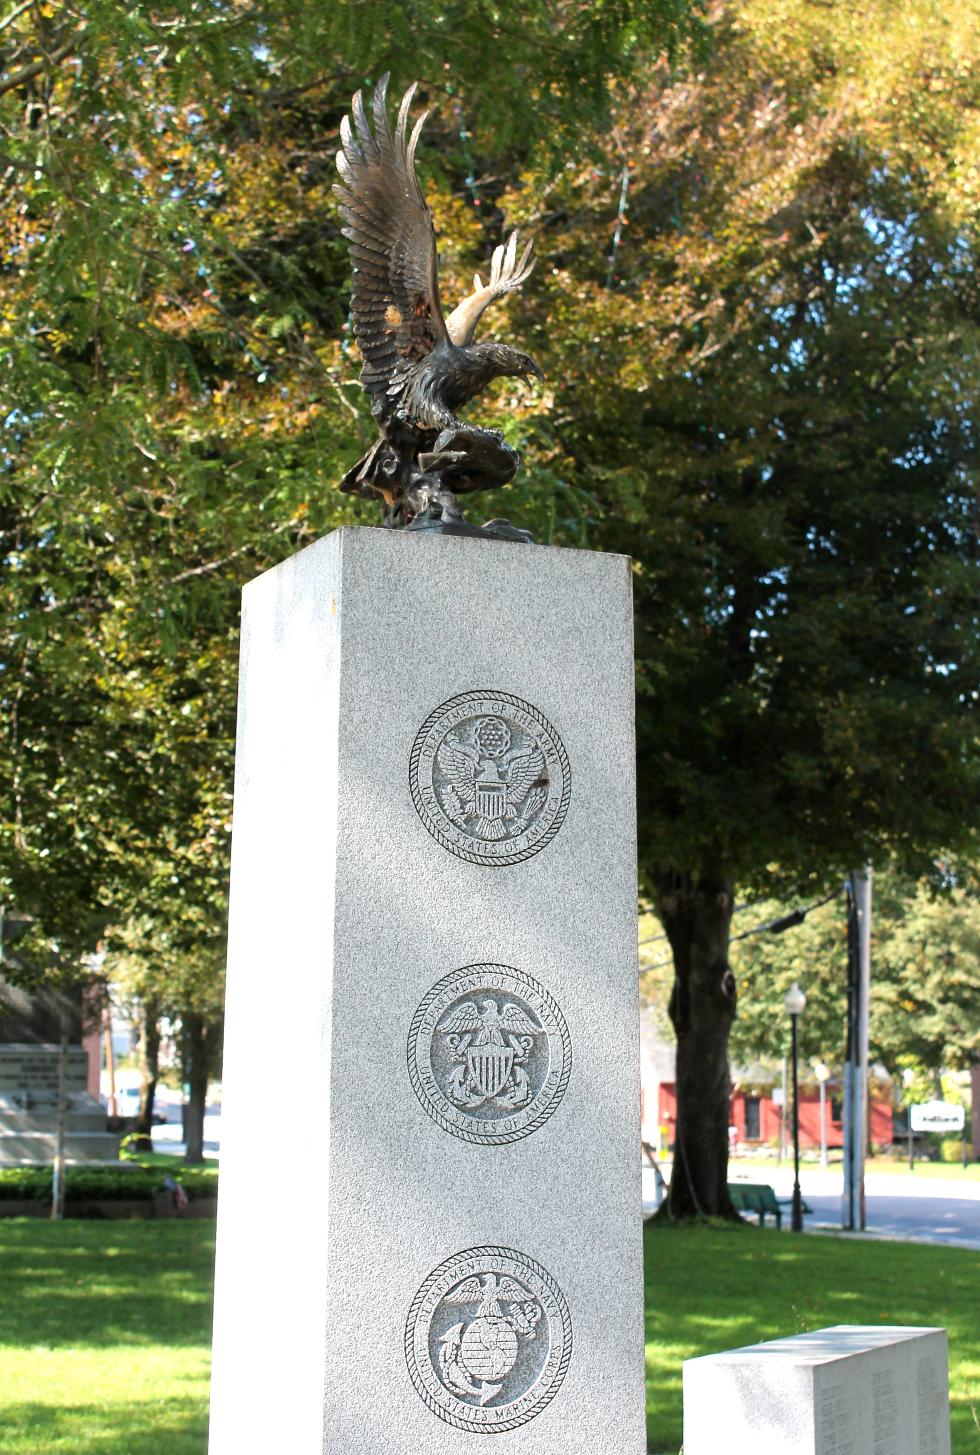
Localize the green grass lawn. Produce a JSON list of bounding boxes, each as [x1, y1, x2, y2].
[[643, 1220, 980, 1452], [0, 1220, 214, 1455], [0, 1218, 977, 1453]]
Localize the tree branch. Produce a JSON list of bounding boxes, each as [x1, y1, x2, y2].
[[0, 32, 78, 99], [169, 548, 253, 585], [0, 0, 34, 35]]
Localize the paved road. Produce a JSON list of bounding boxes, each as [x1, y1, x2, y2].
[[643, 1165, 980, 1249], [792, 1170, 980, 1249], [151, 1113, 221, 1157], [804, 1190, 980, 1247]]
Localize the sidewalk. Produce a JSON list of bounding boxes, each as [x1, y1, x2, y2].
[[643, 1160, 980, 1250]]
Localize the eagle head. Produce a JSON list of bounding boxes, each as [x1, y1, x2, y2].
[[466, 341, 544, 390]]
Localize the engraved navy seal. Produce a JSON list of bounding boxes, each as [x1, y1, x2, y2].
[[408, 965, 571, 1146], [410, 690, 570, 866], [405, 1245, 572, 1433]]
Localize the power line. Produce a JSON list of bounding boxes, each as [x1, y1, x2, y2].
[[638, 886, 843, 970], [730, 886, 841, 943], [638, 897, 763, 947]]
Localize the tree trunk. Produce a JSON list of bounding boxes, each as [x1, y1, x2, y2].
[[51, 1000, 69, 1220], [653, 863, 740, 1220], [971, 1061, 979, 1164], [182, 1013, 209, 1165], [133, 1003, 161, 1152]]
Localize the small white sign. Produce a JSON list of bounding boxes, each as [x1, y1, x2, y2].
[[771, 1088, 785, 1107], [910, 1100, 965, 1132]]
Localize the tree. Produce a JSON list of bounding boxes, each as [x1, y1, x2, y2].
[[723, 895, 848, 1072], [720, 870, 980, 1160], [3, 2, 976, 1212], [511, 2, 980, 1215], [725, 871, 980, 1075], [872, 873, 980, 1077], [1, 3, 701, 1155]]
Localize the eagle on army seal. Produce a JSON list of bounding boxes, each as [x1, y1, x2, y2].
[[436, 715, 546, 842]]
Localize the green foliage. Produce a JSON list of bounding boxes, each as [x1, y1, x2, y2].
[[726, 870, 980, 1077], [564, 9, 980, 895], [725, 894, 849, 1067], [873, 873, 980, 1072], [0, 1162, 217, 1201], [1, 1, 977, 1182], [0, 0, 701, 1028]]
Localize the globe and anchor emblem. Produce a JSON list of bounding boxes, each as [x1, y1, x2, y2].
[[405, 1246, 572, 1433], [436, 1271, 543, 1406]]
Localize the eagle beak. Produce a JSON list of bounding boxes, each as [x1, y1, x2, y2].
[[519, 363, 544, 388]]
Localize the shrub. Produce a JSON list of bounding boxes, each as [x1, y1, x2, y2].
[[0, 1163, 218, 1201]]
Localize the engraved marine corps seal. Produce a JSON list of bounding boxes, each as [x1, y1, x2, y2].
[[408, 965, 571, 1146], [409, 691, 570, 866], [405, 1245, 572, 1433]]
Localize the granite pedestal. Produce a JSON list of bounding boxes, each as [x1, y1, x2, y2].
[[209, 527, 644, 1454], [0, 1044, 118, 1164], [683, 1325, 950, 1455]]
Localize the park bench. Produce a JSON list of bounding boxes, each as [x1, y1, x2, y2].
[[728, 1181, 812, 1229]]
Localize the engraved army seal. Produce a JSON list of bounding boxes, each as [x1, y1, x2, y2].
[[410, 691, 570, 866], [408, 965, 571, 1146], [405, 1245, 572, 1433]]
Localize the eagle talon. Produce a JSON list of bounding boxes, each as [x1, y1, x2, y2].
[[435, 489, 465, 523]]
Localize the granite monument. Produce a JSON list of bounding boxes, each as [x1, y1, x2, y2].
[[209, 74, 644, 1453], [208, 529, 645, 1452], [683, 1325, 950, 1455]]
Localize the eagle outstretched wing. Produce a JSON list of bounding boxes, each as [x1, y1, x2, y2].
[[437, 1001, 483, 1035], [504, 747, 544, 806], [333, 75, 449, 422], [444, 1277, 485, 1305], [499, 1003, 540, 1037], [436, 739, 477, 802], [445, 230, 536, 346]]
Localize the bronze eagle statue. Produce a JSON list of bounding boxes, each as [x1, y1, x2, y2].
[[334, 75, 542, 541]]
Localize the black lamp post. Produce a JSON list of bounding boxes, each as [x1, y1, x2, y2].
[[784, 980, 807, 1231]]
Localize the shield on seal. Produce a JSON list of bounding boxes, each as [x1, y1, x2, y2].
[[475, 778, 506, 821], [467, 1044, 514, 1098]]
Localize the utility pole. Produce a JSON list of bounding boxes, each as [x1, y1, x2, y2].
[[785, 982, 807, 1231], [842, 867, 872, 1230]]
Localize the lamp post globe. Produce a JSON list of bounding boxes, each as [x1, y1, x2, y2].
[[785, 982, 806, 1231]]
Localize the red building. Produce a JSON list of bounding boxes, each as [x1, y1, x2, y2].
[[656, 1078, 893, 1152]]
